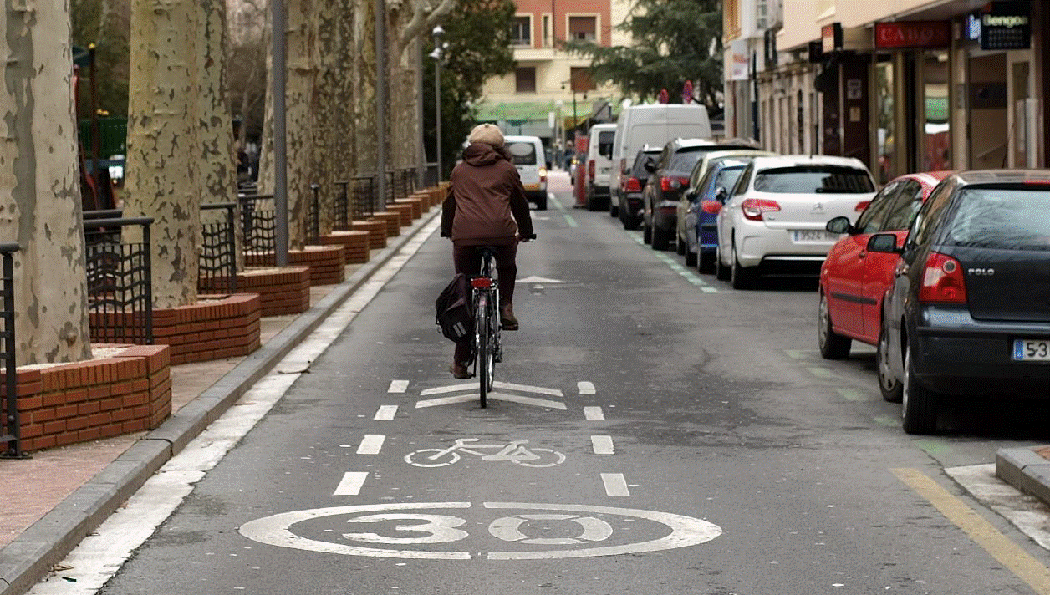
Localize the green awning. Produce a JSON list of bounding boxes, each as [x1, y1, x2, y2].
[[475, 101, 558, 122]]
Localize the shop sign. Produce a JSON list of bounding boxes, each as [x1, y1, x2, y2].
[[822, 23, 843, 54], [728, 38, 749, 81], [874, 21, 951, 49], [976, 1, 1031, 50]]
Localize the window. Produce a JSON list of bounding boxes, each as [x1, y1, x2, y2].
[[515, 67, 536, 93], [881, 181, 926, 230], [569, 67, 595, 92], [597, 131, 614, 158], [507, 142, 538, 166], [542, 15, 551, 47], [753, 166, 875, 194], [855, 182, 900, 234], [568, 16, 596, 42], [511, 16, 531, 46], [943, 186, 1050, 250]]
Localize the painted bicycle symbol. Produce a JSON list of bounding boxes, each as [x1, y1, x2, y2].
[[404, 439, 565, 468]]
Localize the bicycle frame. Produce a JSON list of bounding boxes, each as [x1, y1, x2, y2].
[[471, 247, 501, 407]]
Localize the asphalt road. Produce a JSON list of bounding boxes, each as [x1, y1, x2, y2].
[[32, 172, 1050, 594]]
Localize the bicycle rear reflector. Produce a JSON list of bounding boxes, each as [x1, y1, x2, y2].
[[471, 277, 494, 288]]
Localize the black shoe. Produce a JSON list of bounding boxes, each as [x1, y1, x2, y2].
[[500, 304, 518, 331]]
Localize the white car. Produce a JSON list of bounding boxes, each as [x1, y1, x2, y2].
[[504, 134, 548, 210], [714, 155, 876, 289]]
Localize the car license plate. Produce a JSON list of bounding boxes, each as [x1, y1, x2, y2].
[[792, 230, 839, 243], [1014, 339, 1050, 361]]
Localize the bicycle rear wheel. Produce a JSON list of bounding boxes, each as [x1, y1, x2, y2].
[[476, 292, 492, 408]]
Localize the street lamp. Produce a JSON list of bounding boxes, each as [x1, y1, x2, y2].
[[430, 26, 445, 180]]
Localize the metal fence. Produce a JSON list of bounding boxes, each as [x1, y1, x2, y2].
[[238, 194, 276, 267], [349, 176, 378, 220], [307, 184, 322, 245], [199, 202, 238, 293], [84, 216, 154, 346], [0, 243, 25, 459]]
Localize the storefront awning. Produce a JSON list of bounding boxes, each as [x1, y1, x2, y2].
[[475, 101, 558, 123]]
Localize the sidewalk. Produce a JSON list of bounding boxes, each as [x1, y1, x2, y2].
[[0, 206, 440, 595]]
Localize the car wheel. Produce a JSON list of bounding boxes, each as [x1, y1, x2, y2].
[[698, 252, 713, 274], [715, 245, 730, 280], [624, 214, 639, 231], [609, 197, 618, 217], [817, 291, 851, 360], [652, 225, 671, 251], [685, 247, 697, 267], [676, 233, 686, 256], [642, 219, 652, 244], [536, 195, 548, 211], [877, 316, 903, 403], [902, 342, 939, 434], [730, 243, 755, 289]]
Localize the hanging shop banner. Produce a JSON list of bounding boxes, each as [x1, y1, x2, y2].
[[822, 23, 843, 54], [977, 1, 1031, 50], [874, 21, 951, 49]]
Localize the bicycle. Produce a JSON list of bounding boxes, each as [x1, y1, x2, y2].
[[470, 237, 534, 408], [404, 438, 565, 468]]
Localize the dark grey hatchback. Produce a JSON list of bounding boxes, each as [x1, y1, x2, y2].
[[870, 171, 1050, 434]]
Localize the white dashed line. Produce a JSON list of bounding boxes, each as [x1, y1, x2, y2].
[[374, 405, 398, 420], [584, 406, 605, 421], [334, 472, 369, 496], [578, 381, 596, 395], [388, 380, 409, 393], [601, 473, 630, 497], [357, 435, 386, 455], [591, 435, 615, 455]]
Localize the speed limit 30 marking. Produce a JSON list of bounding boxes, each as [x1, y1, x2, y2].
[[239, 502, 721, 560]]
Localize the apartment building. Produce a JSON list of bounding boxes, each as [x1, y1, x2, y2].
[[477, 0, 634, 148], [731, 0, 1050, 182]]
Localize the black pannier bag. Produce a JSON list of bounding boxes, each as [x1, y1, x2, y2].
[[435, 273, 473, 342]]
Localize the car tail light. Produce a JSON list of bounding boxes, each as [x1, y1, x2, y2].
[[539, 168, 547, 182], [659, 176, 688, 192], [589, 160, 595, 181], [918, 252, 967, 304], [855, 200, 871, 211], [700, 201, 722, 214], [624, 177, 642, 192], [740, 199, 780, 221], [471, 277, 493, 289]]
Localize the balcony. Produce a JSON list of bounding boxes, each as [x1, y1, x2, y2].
[[513, 46, 557, 62]]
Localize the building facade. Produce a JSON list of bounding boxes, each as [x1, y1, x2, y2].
[[477, 0, 634, 147], [728, 0, 1049, 182]]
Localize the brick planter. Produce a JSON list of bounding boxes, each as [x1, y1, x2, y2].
[[394, 196, 423, 219], [247, 245, 345, 286], [349, 220, 387, 249], [386, 203, 414, 226], [318, 231, 370, 264], [154, 294, 262, 365], [370, 212, 402, 237], [5, 344, 172, 452], [237, 267, 310, 316]]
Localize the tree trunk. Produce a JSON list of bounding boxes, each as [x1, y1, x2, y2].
[[311, 0, 337, 236], [124, 0, 201, 309], [354, 0, 377, 176], [0, 0, 93, 366], [199, 0, 236, 207]]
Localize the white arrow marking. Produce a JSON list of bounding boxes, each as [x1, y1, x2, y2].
[[518, 276, 563, 283], [591, 435, 614, 455], [421, 382, 563, 397], [357, 435, 386, 455], [601, 473, 630, 497], [578, 381, 595, 395], [374, 405, 398, 420], [388, 380, 409, 393], [420, 383, 482, 395], [334, 472, 369, 496], [415, 394, 477, 408], [416, 393, 567, 410], [584, 407, 604, 421]]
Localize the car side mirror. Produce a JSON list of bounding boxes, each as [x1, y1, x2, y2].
[[867, 233, 902, 254], [715, 187, 728, 203], [825, 216, 852, 235]]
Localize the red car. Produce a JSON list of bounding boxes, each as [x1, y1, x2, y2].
[[817, 171, 952, 359]]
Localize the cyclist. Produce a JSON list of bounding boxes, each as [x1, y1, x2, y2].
[[441, 124, 534, 379]]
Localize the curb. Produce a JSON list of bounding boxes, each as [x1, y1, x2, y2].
[[0, 207, 440, 595], [996, 447, 1050, 507]]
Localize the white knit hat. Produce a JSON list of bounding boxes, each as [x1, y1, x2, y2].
[[468, 124, 504, 147]]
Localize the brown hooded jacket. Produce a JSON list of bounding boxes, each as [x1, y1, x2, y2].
[[441, 142, 534, 246]]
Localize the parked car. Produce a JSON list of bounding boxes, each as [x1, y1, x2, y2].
[[682, 158, 753, 270], [678, 150, 774, 268], [817, 171, 950, 364], [612, 104, 712, 222], [714, 155, 876, 289], [618, 145, 662, 230], [504, 134, 548, 210], [585, 123, 618, 212], [871, 170, 1050, 434]]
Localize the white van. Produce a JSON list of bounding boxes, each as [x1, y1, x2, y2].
[[503, 135, 548, 210], [584, 123, 617, 212], [611, 104, 712, 216]]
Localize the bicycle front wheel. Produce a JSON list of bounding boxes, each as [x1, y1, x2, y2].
[[476, 292, 492, 408]]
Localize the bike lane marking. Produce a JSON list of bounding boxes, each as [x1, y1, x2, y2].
[[357, 435, 386, 455], [601, 473, 630, 497], [388, 380, 409, 393], [578, 381, 596, 395], [374, 405, 398, 420], [584, 406, 605, 420], [334, 472, 370, 496], [591, 435, 615, 455]]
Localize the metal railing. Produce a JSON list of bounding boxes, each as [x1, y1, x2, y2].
[[307, 184, 321, 245], [334, 180, 351, 230], [349, 176, 378, 220], [199, 203, 238, 293], [238, 194, 276, 267], [84, 216, 154, 346], [0, 243, 26, 459]]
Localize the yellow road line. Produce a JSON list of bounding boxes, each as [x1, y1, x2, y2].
[[893, 467, 1050, 594]]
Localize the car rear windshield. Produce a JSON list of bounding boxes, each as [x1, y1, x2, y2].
[[943, 186, 1050, 250], [668, 148, 709, 172], [507, 142, 537, 165], [753, 165, 874, 194], [598, 131, 614, 158], [631, 150, 662, 175], [713, 167, 745, 194]]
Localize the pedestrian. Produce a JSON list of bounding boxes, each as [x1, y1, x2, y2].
[[441, 124, 535, 379]]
